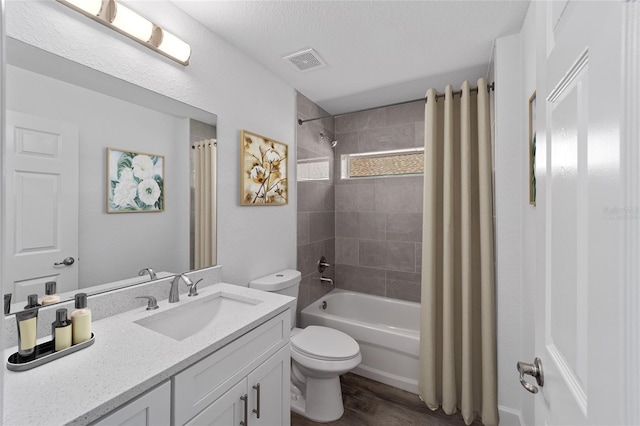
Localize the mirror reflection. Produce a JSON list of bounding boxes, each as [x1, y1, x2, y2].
[[3, 38, 217, 314]]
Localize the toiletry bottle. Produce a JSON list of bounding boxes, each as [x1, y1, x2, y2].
[[42, 281, 61, 306], [71, 293, 92, 344], [24, 294, 42, 310], [52, 308, 72, 351], [16, 307, 39, 357]]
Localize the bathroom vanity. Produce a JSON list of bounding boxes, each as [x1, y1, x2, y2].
[[2, 283, 295, 426]]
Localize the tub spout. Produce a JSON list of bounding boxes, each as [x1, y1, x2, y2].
[[320, 277, 334, 286]]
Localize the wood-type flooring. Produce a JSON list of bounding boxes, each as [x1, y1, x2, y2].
[[291, 373, 483, 426]]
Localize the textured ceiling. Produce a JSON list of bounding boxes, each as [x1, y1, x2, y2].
[[173, 1, 530, 115]]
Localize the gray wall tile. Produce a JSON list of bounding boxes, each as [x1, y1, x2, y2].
[[374, 177, 423, 213], [386, 213, 423, 242], [298, 213, 310, 246], [309, 212, 335, 242], [298, 181, 334, 212], [335, 184, 375, 212], [386, 102, 425, 126], [357, 124, 416, 152], [335, 212, 385, 240], [298, 241, 325, 276], [416, 243, 422, 273], [386, 270, 421, 302], [335, 109, 386, 133], [336, 237, 359, 266], [335, 264, 385, 296], [359, 240, 416, 272]]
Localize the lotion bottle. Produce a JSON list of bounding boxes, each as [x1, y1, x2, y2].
[[71, 293, 92, 344], [42, 281, 61, 306], [52, 308, 72, 351], [16, 307, 39, 357]]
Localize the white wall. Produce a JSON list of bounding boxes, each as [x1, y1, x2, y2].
[[494, 2, 536, 425], [7, 65, 190, 288], [5, 0, 297, 286]]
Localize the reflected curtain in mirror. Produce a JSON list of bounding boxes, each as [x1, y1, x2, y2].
[[193, 140, 217, 269]]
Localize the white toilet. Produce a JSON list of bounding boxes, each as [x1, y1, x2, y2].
[[249, 269, 361, 423]]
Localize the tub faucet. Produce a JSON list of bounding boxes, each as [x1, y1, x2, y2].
[[138, 267, 157, 280], [169, 273, 193, 303]]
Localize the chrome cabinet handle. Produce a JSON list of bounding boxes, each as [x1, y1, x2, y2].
[[54, 257, 75, 266], [252, 383, 261, 418], [517, 357, 544, 394], [240, 394, 248, 426]]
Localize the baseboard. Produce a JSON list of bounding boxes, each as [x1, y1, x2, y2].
[[498, 405, 524, 426]]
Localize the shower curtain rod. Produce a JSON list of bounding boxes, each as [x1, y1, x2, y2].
[[298, 82, 495, 125]]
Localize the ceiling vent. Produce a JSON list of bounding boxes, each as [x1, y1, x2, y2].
[[282, 48, 327, 72]]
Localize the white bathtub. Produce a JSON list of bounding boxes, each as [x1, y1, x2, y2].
[[300, 289, 420, 394]]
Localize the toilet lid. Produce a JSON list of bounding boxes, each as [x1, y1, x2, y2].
[[291, 326, 359, 361]]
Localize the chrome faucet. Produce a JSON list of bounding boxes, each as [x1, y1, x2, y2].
[[138, 267, 157, 280], [169, 273, 194, 303]]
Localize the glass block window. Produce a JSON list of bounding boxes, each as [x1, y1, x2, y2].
[[341, 147, 424, 179], [297, 157, 330, 181]]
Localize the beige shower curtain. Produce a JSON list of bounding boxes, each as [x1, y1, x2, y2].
[[194, 140, 217, 269], [419, 78, 498, 425]]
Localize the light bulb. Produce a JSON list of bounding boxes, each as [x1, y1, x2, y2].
[[158, 29, 191, 64], [111, 3, 153, 42], [63, 0, 103, 15]]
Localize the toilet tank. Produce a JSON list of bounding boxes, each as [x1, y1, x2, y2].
[[248, 269, 301, 299]]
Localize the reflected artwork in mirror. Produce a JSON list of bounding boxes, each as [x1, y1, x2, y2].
[[3, 38, 218, 314]]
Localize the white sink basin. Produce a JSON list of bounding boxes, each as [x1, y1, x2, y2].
[[135, 293, 261, 341]]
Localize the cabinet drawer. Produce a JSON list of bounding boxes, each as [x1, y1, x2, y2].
[[92, 381, 170, 426], [173, 310, 290, 425]]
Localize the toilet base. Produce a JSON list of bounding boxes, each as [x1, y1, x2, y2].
[[290, 376, 344, 423]]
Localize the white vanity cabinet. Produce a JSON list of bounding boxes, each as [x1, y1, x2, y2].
[[174, 311, 291, 426], [92, 381, 171, 426]]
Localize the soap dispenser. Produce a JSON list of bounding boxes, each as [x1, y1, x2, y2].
[[42, 281, 61, 306], [52, 308, 72, 351], [71, 293, 92, 344]]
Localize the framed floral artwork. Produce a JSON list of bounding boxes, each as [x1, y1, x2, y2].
[[240, 130, 288, 206], [107, 148, 164, 213]]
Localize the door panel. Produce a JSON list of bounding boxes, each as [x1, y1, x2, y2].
[[535, 1, 625, 425], [4, 111, 79, 303]]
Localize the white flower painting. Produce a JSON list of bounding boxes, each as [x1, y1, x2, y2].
[[241, 130, 288, 206], [108, 148, 164, 213]]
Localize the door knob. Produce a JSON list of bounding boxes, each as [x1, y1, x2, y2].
[[54, 257, 75, 266], [517, 357, 544, 394]]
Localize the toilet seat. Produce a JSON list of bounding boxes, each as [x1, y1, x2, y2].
[[291, 326, 359, 361]]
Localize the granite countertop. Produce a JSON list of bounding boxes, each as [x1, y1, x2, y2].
[[2, 283, 295, 426]]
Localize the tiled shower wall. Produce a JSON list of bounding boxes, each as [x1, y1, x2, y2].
[[334, 101, 425, 302], [296, 93, 336, 319]]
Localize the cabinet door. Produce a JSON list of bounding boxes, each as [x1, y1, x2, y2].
[[247, 346, 290, 426], [93, 381, 170, 426], [185, 379, 247, 426]]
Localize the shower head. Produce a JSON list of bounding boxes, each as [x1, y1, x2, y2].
[[320, 132, 338, 148]]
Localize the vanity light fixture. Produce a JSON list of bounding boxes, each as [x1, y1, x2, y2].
[[56, 0, 191, 65]]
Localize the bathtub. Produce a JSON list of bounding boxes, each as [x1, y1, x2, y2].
[[300, 289, 420, 394]]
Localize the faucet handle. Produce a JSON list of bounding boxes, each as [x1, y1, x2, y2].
[[189, 279, 203, 297], [135, 296, 159, 310]]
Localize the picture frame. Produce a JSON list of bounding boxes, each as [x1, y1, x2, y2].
[[107, 147, 165, 213], [240, 130, 288, 206], [529, 91, 536, 206]]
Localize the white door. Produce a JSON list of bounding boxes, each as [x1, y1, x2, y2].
[[3, 111, 79, 305], [530, 2, 628, 425]]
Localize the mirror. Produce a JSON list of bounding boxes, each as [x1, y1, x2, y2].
[[3, 38, 217, 313]]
